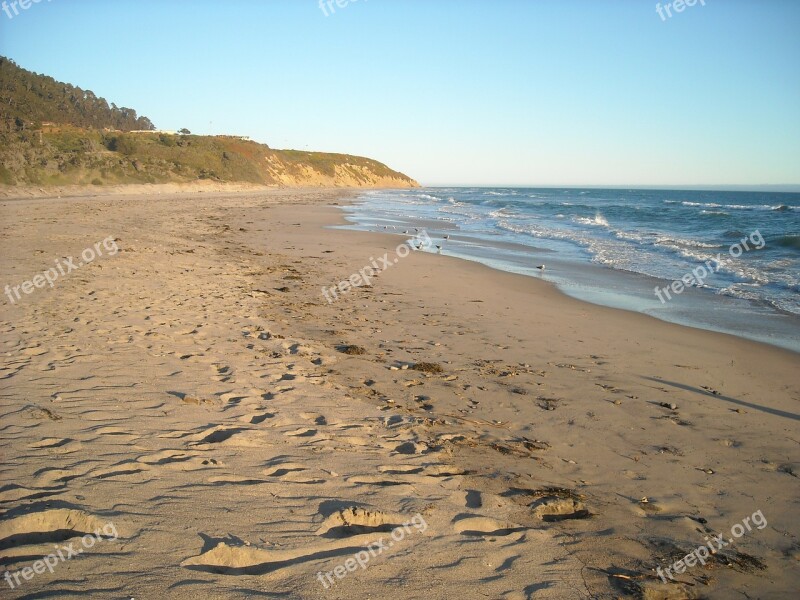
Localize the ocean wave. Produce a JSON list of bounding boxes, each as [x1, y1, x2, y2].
[[716, 285, 800, 316], [723, 230, 746, 239], [700, 210, 730, 217], [406, 200, 441, 206], [763, 258, 795, 270], [773, 235, 800, 250], [416, 193, 442, 202], [574, 214, 610, 227], [682, 201, 721, 208], [655, 236, 719, 250], [498, 220, 577, 243], [682, 201, 799, 211], [671, 247, 772, 286], [489, 207, 514, 218]]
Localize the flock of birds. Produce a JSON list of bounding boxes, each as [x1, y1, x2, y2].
[[376, 224, 546, 271]]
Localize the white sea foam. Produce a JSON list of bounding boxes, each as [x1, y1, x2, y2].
[[574, 214, 610, 227], [681, 201, 799, 211]]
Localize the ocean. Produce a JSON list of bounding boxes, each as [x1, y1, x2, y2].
[[339, 188, 800, 353]]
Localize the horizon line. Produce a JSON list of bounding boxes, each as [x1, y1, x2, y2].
[[420, 184, 800, 193]]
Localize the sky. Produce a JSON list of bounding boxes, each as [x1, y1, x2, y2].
[[1, 0, 799, 187]]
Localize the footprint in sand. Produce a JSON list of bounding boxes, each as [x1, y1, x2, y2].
[[317, 507, 406, 539], [212, 364, 233, 382], [136, 450, 197, 466], [28, 437, 82, 454], [0, 507, 125, 559], [0, 486, 63, 503], [91, 462, 152, 480], [242, 411, 275, 424], [299, 412, 328, 426], [345, 474, 420, 487], [32, 467, 84, 487], [28, 437, 73, 449], [391, 441, 433, 455], [182, 506, 409, 575], [205, 475, 271, 486], [503, 488, 591, 522], [452, 514, 525, 536], [377, 465, 424, 475], [283, 427, 318, 438], [20, 345, 49, 357], [263, 462, 307, 477], [262, 462, 326, 484], [26, 406, 62, 421], [90, 426, 139, 441], [187, 426, 270, 448]]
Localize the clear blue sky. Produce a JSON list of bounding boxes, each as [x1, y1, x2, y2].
[[1, 0, 798, 187]]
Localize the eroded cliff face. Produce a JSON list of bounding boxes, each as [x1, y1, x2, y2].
[[263, 157, 418, 188]]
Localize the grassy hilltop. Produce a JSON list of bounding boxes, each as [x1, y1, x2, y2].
[[0, 58, 417, 188]]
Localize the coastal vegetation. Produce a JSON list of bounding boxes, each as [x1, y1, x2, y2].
[[0, 57, 417, 188]]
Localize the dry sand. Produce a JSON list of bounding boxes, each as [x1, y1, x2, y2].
[[0, 188, 798, 599]]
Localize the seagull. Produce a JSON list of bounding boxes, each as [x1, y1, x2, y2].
[[403, 230, 409, 235], [444, 235, 450, 240], [536, 264, 546, 271], [416, 243, 423, 250], [435, 245, 442, 253]]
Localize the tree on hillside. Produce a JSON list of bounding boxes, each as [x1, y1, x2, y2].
[[0, 56, 156, 131]]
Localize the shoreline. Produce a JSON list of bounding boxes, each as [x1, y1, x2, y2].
[[1, 189, 797, 598], [339, 191, 800, 354], [333, 205, 800, 359]]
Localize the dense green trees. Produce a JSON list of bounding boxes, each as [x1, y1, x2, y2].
[[0, 57, 155, 131]]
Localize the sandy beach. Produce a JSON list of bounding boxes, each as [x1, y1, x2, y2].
[[1, 188, 798, 599]]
